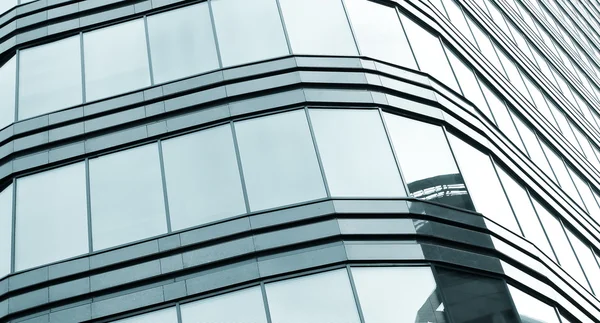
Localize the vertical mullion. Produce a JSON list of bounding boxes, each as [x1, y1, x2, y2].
[[396, 8, 420, 71], [143, 15, 155, 85], [345, 265, 366, 323], [491, 158, 525, 236], [85, 158, 93, 252], [230, 121, 251, 213], [377, 108, 411, 197], [80, 32, 87, 103], [304, 107, 331, 198], [440, 38, 464, 96], [207, 0, 224, 68], [176, 303, 183, 323], [260, 282, 273, 323], [340, 0, 362, 55], [442, 126, 477, 211], [526, 187, 560, 263], [10, 179, 16, 273], [14, 50, 19, 122], [561, 218, 594, 292], [274, 0, 293, 55], [158, 140, 172, 233]]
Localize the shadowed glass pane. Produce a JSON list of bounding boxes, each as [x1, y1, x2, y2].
[[384, 113, 473, 210], [19, 35, 82, 120], [0, 56, 16, 129], [266, 269, 360, 323], [236, 110, 326, 211], [162, 125, 246, 231], [147, 3, 219, 84], [310, 109, 406, 198], [508, 285, 561, 323], [90, 144, 166, 250], [352, 266, 447, 323], [15, 163, 88, 270], [84, 19, 150, 102], [0, 184, 12, 278], [113, 307, 178, 323], [181, 287, 268, 323], [280, 0, 357, 55], [212, 0, 288, 67]]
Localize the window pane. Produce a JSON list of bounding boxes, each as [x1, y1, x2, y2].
[[384, 113, 473, 210], [522, 76, 556, 127], [352, 266, 446, 323], [344, 0, 417, 69], [448, 134, 520, 234], [0, 0, 15, 17], [401, 15, 460, 92], [568, 168, 600, 218], [147, 3, 219, 84], [181, 287, 267, 323], [540, 144, 584, 207], [84, 19, 150, 102], [235, 110, 326, 211], [533, 200, 589, 289], [279, 0, 357, 55], [113, 307, 178, 323], [467, 19, 504, 74], [480, 83, 525, 152], [18, 36, 82, 120], [496, 167, 555, 260], [508, 285, 561, 323], [495, 49, 529, 102], [90, 144, 166, 250], [442, 0, 476, 45], [266, 269, 360, 323], [512, 116, 555, 180], [0, 56, 16, 129], [162, 125, 246, 231], [565, 229, 600, 295], [0, 184, 12, 278], [212, 0, 288, 67], [310, 109, 406, 197], [15, 163, 88, 270]]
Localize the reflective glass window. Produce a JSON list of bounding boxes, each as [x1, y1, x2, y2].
[[211, 0, 288, 67], [484, 0, 511, 36], [18, 36, 82, 120], [512, 116, 555, 180], [279, 0, 357, 55], [533, 200, 589, 288], [448, 134, 520, 234], [480, 83, 525, 152], [15, 163, 88, 270], [568, 169, 600, 218], [522, 76, 556, 128], [162, 125, 246, 231], [445, 49, 493, 120], [84, 19, 150, 102], [310, 109, 406, 198], [496, 48, 530, 101], [507, 23, 535, 63], [441, 0, 476, 45], [181, 287, 267, 323], [384, 113, 473, 210], [0, 184, 12, 278], [547, 100, 580, 151], [266, 269, 360, 323], [147, 3, 219, 84], [235, 110, 326, 211], [90, 144, 167, 250], [467, 19, 505, 75], [540, 144, 584, 207], [572, 126, 600, 170], [508, 285, 561, 323], [113, 307, 178, 323], [352, 266, 446, 322], [565, 229, 600, 295], [344, 0, 417, 69], [0, 56, 15, 129], [496, 167, 555, 260]]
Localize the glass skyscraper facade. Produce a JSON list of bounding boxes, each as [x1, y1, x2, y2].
[[1, 0, 600, 321]]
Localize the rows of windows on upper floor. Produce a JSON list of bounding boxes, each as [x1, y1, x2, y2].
[[99, 266, 575, 323], [1, 107, 600, 306]]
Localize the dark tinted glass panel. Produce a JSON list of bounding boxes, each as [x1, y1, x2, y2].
[[384, 113, 473, 210]]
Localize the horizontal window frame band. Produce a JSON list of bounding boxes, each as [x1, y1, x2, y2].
[[0, 56, 598, 276]]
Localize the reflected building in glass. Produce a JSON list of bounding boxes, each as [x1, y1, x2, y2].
[[1, 0, 600, 322]]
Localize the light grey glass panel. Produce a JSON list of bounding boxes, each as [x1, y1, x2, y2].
[[211, 0, 288, 67], [495, 48, 530, 102], [266, 269, 360, 323], [448, 134, 520, 234], [147, 3, 219, 84], [479, 83, 525, 152], [441, 0, 476, 45], [162, 125, 246, 231], [547, 100, 580, 151], [565, 229, 600, 295], [0, 56, 15, 129], [181, 286, 267, 323], [84, 19, 150, 102], [506, 23, 535, 62], [445, 49, 493, 120], [279, 0, 357, 55], [552, 70, 578, 110], [531, 48, 556, 86], [496, 167, 555, 260], [484, 0, 510, 36], [400, 15, 460, 92], [540, 143, 584, 207], [533, 199, 589, 289], [512, 116, 555, 180], [572, 126, 600, 170], [235, 110, 326, 211], [384, 113, 474, 210], [19, 36, 82, 120], [352, 266, 445, 323], [522, 76, 555, 128], [90, 144, 167, 250], [112, 307, 178, 323], [15, 163, 88, 270], [568, 168, 600, 218], [344, 0, 417, 69], [467, 19, 505, 75], [310, 109, 406, 198], [0, 184, 12, 278], [508, 285, 561, 323]]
